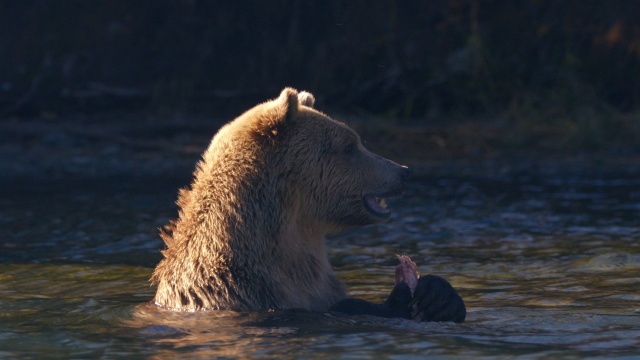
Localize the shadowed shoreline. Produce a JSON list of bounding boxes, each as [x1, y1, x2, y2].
[[2, 111, 638, 182]]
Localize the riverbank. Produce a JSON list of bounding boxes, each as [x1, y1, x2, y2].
[[2, 111, 639, 181]]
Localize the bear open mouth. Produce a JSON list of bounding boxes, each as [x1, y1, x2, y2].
[[363, 195, 391, 218]]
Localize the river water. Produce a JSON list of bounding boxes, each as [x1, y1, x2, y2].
[[1, 171, 639, 358]]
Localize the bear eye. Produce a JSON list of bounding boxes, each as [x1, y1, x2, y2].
[[344, 143, 356, 155]]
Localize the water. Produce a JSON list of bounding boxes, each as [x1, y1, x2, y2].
[[1, 172, 639, 358]]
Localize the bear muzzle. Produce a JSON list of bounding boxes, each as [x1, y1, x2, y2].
[[362, 169, 410, 219], [363, 195, 391, 218]]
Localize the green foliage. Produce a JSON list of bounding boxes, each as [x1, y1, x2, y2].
[[2, 0, 640, 149]]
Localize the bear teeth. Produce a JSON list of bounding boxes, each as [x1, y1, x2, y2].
[[364, 195, 390, 217]]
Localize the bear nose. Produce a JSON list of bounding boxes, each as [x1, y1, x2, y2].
[[400, 166, 412, 181]]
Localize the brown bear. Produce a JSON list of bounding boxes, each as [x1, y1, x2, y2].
[[151, 88, 465, 322]]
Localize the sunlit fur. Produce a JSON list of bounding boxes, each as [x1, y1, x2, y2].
[[151, 88, 408, 312]]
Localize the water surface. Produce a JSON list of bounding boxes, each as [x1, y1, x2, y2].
[[1, 173, 639, 358]]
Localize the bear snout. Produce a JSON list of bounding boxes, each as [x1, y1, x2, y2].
[[368, 156, 411, 197], [389, 163, 411, 187], [371, 152, 411, 182], [379, 164, 411, 198], [387, 164, 411, 197], [400, 165, 412, 181]]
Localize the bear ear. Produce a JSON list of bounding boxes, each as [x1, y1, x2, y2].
[[297, 91, 315, 108], [250, 88, 300, 141], [276, 87, 300, 122]]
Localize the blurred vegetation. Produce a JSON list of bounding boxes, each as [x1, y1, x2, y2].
[[1, 0, 639, 151]]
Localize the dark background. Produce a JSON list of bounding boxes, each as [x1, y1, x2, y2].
[[1, 0, 640, 176]]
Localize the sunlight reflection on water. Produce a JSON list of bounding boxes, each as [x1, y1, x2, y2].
[[0, 174, 639, 358]]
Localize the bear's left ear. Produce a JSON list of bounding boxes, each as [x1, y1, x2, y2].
[[276, 87, 300, 123], [271, 87, 315, 123], [251, 88, 299, 140]]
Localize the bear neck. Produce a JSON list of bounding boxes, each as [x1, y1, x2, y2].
[[153, 139, 343, 311]]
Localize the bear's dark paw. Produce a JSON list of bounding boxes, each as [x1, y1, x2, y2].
[[329, 298, 378, 317], [410, 274, 466, 323], [329, 283, 413, 319], [382, 282, 413, 319]]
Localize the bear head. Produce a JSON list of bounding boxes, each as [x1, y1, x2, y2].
[[230, 87, 412, 231]]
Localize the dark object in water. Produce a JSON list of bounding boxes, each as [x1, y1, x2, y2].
[[330, 255, 466, 323]]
